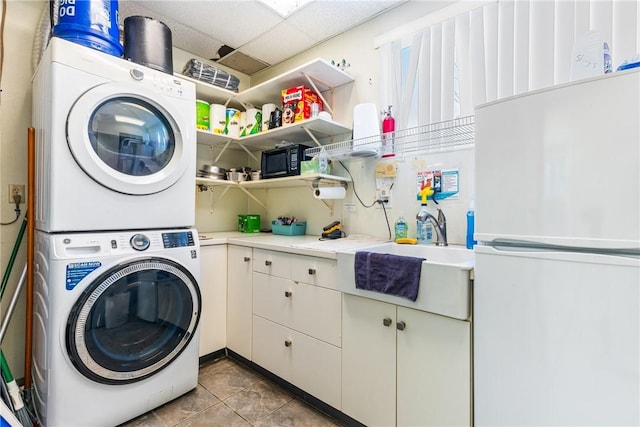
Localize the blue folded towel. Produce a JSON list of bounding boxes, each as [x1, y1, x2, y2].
[[354, 251, 425, 301]]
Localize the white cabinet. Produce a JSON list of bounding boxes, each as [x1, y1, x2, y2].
[[250, 249, 342, 408], [226, 245, 253, 359], [342, 294, 471, 427], [198, 245, 228, 357]]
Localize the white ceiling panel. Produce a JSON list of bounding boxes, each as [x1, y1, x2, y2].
[[119, 0, 407, 72], [288, 1, 403, 40], [239, 19, 318, 65]]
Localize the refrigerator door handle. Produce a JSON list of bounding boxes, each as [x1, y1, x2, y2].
[[488, 238, 640, 258]]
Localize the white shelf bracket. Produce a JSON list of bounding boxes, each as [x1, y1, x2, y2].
[[214, 138, 235, 163], [237, 186, 267, 210], [301, 72, 335, 117], [236, 142, 260, 162], [197, 184, 232, 213], [301, 126, 322, 147]]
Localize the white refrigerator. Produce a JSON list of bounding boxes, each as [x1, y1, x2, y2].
[[473, 69, 640, 426]]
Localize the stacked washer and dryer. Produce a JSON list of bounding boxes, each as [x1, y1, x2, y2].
[[31, 37, 201, 426]]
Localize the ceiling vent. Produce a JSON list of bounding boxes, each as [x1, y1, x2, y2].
[[215, 47, 270, 75]]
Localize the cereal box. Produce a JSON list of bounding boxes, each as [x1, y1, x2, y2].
[[281, 85, 323, 124]]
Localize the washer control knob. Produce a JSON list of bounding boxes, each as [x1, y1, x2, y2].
[[130, 234, 150, 251]]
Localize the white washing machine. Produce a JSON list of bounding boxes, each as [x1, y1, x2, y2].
[[32, 228, 202, 427], [32, 37, 197, 233]]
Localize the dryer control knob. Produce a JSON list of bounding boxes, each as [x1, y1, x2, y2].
[[130, 234, 150, 251], [130, 68, 145, 81]]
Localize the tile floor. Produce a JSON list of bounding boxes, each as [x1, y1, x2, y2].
[[121, 356, 343, 427]]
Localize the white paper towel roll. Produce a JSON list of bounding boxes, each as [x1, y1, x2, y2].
[[245, 108, 261, 134], [210, 104, 226, 134], [314, 186, 346, 200]]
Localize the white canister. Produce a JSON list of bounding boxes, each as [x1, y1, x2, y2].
[[210, 104, 226, 134], [225, 108, 241, 138], [261, 103, 276, 132], [245, 108, 262, 135], [352, 103, 380, 156]]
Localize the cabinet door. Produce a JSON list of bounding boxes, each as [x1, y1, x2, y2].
[[253, 272, 341, 346], [291, 255, 337, 290], [396, 307, 471, 427], [253, 249, 292, 278], [226, 245, 253, 359], [342, 294, 396, 426], [199, 245, 227, 356], [252, 315, 342, 410]]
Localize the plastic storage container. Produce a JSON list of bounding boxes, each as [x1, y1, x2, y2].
[[53, 0, 123, 57], [238, 215, 260, 233], [271, 221, 307, 236]]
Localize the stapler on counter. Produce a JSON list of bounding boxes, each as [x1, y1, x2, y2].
[[321, 221, 345, 239]]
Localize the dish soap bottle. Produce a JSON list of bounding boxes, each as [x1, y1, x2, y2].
[[394, 213, 408, 241], [416, 187, 434, 245], [466, 200, 477, 249]]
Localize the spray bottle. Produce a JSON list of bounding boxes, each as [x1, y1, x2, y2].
[[382, 105, 395, 157], [416, 187, 434, 245]]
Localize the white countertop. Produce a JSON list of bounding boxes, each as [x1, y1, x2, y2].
[[197, 231, 388, 259]]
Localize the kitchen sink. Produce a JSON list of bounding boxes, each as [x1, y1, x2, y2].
[[336, 243, 474, 320]]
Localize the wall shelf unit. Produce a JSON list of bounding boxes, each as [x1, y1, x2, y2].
[[196, 173, 349, 189], [305, 115, 475, 160], [196, 116, 351, 151], [187, 58, 355, 156], [196, 173, 350, 214]]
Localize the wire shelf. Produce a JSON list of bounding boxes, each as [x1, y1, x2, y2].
[[305, 115, 475, 160]]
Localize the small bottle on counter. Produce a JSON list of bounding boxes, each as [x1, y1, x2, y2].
[[394, 214, 408, 240]]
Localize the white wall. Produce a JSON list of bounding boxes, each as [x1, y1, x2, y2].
[[0, 0, 46, 381]]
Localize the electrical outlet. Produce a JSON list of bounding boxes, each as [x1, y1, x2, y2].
[[375, 189, 392, 209], [8, 184, 25, 204]]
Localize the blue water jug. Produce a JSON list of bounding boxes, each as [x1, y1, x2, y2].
[[53, 0, 123, 57]]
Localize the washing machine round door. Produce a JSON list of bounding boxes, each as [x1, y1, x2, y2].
[[66, 82, 191, 195], [65, 257, 201, 384]]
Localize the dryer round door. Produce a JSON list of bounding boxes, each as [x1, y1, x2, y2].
[[66, 257, 201, 385], [66, 82, 191, 195]]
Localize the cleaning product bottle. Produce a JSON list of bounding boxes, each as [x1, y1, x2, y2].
[[381, 105, 395, 157], [466, 200, 477, 249], [416, 187, 434, 245], [394, 213, 408, 241]]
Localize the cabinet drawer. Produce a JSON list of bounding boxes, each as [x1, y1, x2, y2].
[[252, 315, 341, 410], [253, 249, 291, 278], [253, 273, 341, 347], [291, 255, 337, 290]]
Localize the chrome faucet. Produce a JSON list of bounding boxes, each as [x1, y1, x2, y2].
[[425, 208, 448, 246]]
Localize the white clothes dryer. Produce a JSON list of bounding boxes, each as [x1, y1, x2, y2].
[[32, 37, 197, 233], [32, 228, 201, 427]]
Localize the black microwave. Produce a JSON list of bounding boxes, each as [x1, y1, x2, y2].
[[261, 144, 311, 179]]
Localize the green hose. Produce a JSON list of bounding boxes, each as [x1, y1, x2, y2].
[[0, 215, 27, 300], [0, 350, 14, 383]]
